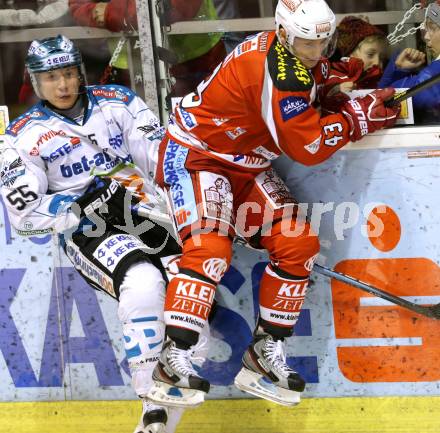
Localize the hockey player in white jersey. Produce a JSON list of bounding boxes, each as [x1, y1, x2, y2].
[[0, 35, 208, 433]]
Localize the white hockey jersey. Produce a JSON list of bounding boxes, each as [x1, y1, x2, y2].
[[0, 85, 171, 236]]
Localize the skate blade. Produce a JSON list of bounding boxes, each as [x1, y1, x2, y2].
[[134, 421, 166, 433], [147, 381, 206, 408], [234, 367, 301, 407]]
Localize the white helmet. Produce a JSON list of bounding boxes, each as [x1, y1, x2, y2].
[[275, 0, 336, 47]]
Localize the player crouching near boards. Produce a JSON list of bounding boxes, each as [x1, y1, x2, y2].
[[0, 35, 208, 433]]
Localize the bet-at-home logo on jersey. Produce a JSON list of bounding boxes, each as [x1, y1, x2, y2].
[[60, 150, 133, 178]]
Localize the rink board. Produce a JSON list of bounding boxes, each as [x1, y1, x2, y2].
[[1, 397, 440, 433], [0, 146, 440, 404]]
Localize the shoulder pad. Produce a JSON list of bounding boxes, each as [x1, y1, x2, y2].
[[267, 39, 314, 91], [7, 106, 48, 137], [89, 84, 136, 105]]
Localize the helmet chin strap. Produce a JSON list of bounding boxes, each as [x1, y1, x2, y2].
[[283, 42, 296, 57], [276, 31, 296, 57]]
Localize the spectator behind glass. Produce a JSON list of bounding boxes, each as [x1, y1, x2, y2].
[[378, 2, 440, 124], [69, 0, 135, 86], [69, 0, 137, 31], [162, 0, 226, 101], [68, 0, 227, 102], [213, 0, 245, 53], [0, 0, 69, 26], [323, 16, 386, 98]]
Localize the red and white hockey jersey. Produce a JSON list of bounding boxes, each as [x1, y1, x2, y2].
[[168, 31, 353, 171]]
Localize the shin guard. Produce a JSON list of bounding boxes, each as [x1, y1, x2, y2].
[[259, 264, 309, 335], [163, 232, 232, 342], [164, 274, 216, 336]]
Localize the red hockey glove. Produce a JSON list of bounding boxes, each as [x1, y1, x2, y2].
[[341, 88, 401, 142], [320, 90, 351, 115]]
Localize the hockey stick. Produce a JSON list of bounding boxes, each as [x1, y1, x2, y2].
[[314, 263, 440, 319], [385, 71, 440, 106], [234, 235, 440, 318]]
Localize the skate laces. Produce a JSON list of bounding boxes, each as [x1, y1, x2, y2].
[[263, 337, 295, 378], [168, 343, 198, 377]]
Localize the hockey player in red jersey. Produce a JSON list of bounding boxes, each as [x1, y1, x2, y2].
[[147, 0, 401, 408]]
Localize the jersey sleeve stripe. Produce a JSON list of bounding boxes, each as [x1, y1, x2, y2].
[[261, 60, 281, 151]]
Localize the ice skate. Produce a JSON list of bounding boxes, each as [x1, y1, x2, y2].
[[234, 327, 305, 406], [133, 399, 168, 433], [147, 340, 210, 408]]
